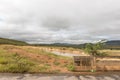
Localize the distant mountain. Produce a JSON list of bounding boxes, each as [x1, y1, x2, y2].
[[35, 40, 120, 49], [104, 40, 120, 49], [0, 38, 28, 45], [105, 40, 120, 46], [0, 37, 119, 49]]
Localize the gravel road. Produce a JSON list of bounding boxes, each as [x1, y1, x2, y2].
[[0, 73, 120, 80]]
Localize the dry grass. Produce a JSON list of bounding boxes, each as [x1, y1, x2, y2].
[[101, 49, 120, 56], [0, 45, 73, 73]]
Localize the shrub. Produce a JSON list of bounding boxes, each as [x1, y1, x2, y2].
[[0, 57, 9, 64], [67, 64, 75, 71], [8, 63, 30, 73]]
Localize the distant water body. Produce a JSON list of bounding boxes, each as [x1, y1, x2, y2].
[[51, 51, 81, 57], [0, 73, 120, 80]]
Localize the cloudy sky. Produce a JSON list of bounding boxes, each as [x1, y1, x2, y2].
[[0, 0, 120, 44]]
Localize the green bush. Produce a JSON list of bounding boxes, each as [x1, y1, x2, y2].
[[67, 64, 75, 71], [8, 63, 30, 73], [0, 51, 35, 73], [0, 57, 10, 64], [0, 65, 7, 72]]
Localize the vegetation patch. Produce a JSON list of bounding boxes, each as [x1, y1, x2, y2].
[[0, 45, 73, 73], [0, 38, 28, 46], [0, 48, 36, 73], [67, 63, 75, 71]]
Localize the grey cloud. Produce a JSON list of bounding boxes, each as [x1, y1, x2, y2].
[[0, 0, 120, 44], [42, 16, 71, 31]]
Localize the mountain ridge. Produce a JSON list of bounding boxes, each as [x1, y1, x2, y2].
[[0, 37, 119, 49]]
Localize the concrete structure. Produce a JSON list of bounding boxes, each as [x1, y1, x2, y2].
[[73, 56, 120, 71]]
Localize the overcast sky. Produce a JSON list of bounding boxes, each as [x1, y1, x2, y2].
[[0, 0, 120, 44]]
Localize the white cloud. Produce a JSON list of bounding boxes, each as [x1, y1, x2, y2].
[[0, 0, 120, 44]]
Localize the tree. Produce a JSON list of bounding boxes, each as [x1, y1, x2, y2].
[[84, 40, 106, 56], [84, 40, 107, 71]]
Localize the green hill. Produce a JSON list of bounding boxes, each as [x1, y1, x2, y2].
[[0, 38, 28, 45]]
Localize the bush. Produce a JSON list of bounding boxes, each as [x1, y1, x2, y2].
[[8, 63, 30, 73], [0, 53, 35, 73], [0, 57, 10, 64], [67, 64, 75, 71]]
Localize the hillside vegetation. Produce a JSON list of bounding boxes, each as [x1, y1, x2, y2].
[[0, 38, 28, 46]]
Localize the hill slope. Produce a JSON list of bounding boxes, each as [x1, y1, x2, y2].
[[0, 38, 28, 45], [0, 45, 72, 73]]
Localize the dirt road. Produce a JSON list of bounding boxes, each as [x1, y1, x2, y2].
[[0, 73, 120, 80]]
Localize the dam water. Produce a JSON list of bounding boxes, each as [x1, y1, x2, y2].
[[0, 73, 120, 80]]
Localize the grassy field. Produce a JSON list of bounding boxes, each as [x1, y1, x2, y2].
[[0, 44, 120, 73], [101, 49, 120, 56], [0, 45, 73, 73]]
